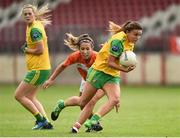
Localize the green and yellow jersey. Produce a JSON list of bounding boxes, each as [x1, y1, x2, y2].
[[92, 31, 134, 77], [25, 20, 51, 71]]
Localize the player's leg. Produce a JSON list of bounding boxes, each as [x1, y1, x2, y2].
[[96, 83, 120, 116], [15, 70, 50, 129], [83, 89, 105, 119], [85, 83, 120, 130], [14, 81, 39, 114], [79, 79, 86, 109], [51, 79, 85, 121], [86, 89, 105, 114], [14, 81, 48, 129], [79, 81, 105, 132], [84, 89, 105, 132], [71, 68, 107, 133], [51, 96, 81, 121], [26, 88, 53, 129], [31, 70, 52, 129], [26, 88, 46, 117], [71, 82, 97, 133]]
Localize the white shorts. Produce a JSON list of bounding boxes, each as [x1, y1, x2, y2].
[[79, 78, 86, 93]]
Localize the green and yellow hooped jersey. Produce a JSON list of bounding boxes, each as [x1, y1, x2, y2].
[[25, 20, 51, 71], [92, 31, 134, 77]]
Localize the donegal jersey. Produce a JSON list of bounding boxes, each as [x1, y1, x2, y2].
[[62, 51, 97, 80], [25, 20, 51, 70], [92, 31, 134, 77]]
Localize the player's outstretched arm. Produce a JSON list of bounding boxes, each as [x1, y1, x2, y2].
[[43, 62, 66, 89]]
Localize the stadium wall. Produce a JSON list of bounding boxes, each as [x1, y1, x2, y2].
[[0, 53, 180, 85]]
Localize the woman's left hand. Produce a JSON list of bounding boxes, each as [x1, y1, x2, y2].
[[122, 65, 136, 73]]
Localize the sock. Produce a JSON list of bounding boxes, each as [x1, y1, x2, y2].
[[58, 100, 65, 109], [90, 113, 101, 123], [34, 113, 45, 122], [43, 115, 50, 123], [88, 113, 93, 119], [72, 122, 81, 132]]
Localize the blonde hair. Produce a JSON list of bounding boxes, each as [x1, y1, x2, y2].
[[108, 21, 122, 35], [64, 33, 94, 51], [108, 21, 142, 35], [22, 3, 51, 26]]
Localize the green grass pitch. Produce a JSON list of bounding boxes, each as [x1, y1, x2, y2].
[[0, 84, 180, 137]]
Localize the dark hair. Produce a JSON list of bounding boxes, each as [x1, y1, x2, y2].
[[108, 21, 142, 34], [78, 34, 94, 47], [121, 21, 142, 33]]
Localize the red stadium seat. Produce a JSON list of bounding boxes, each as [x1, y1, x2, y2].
[[1, 0, 180, 52]]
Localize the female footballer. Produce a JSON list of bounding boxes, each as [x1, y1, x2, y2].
[[43, 33, 105, 132], [14, 4, 52, 130], [71, 21, 143, 133]]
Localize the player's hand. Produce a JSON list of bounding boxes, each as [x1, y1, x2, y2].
[[20, 42, 28, 53], [121, 65, 136, 73], [127, 65, 136, 72], [43, 79, 54, 89]]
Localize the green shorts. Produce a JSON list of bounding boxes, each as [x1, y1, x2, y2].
[[86, 67, 120, 89], [23, 70, 51, 86]]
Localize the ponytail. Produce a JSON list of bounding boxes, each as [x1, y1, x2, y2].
[[108, 21, 142, 34], [64, 33, 94, 51], [64, 33, 79, 51], [108, 21, 122, 35]]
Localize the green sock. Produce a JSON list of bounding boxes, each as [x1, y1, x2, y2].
[[43, 116, 50, 123], [58, 100, 65, 109], [34, 113, 45, 122], [91, 114, 101, 122]]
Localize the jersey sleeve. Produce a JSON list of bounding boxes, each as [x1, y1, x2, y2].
[[109, 39, 124, 57], [30, 28, 43, 42], [62, 52, 79, 67]]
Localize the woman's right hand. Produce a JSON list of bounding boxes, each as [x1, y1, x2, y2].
[[43, 79, 54, 89]]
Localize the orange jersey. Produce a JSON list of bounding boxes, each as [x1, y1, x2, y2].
[[62, 51, 97, 80]]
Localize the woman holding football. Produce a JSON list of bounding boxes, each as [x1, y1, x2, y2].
[[71, 21, 143, 133]]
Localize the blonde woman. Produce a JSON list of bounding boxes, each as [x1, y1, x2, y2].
[[14, 4, 52, 130], [71, 21, 143, 133], [43, 33, 104, 132]]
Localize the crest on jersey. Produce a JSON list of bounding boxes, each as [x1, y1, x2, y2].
[[33, 32, 39, 39], [112, 45, 119, 52]]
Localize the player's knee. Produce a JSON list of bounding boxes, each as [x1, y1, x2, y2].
[[26, 95, 35, 101], [95, 90, 104, 99], [78, 99, 85, 109], [92, 95, 101, 102], [79, 99, 88, 108], [14, 93, 21, 101], [80, 105, 84, 110], [79, 101, 86, 108]]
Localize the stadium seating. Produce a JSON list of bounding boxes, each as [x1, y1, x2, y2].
[[52, 0, 180, 28], [0, 0, 180, 52], [0, 0, 15, 8]]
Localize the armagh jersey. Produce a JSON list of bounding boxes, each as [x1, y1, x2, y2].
[[92, 31, 134, 77], [25, 20, 51, 70], [62, 51, 97, 80]]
